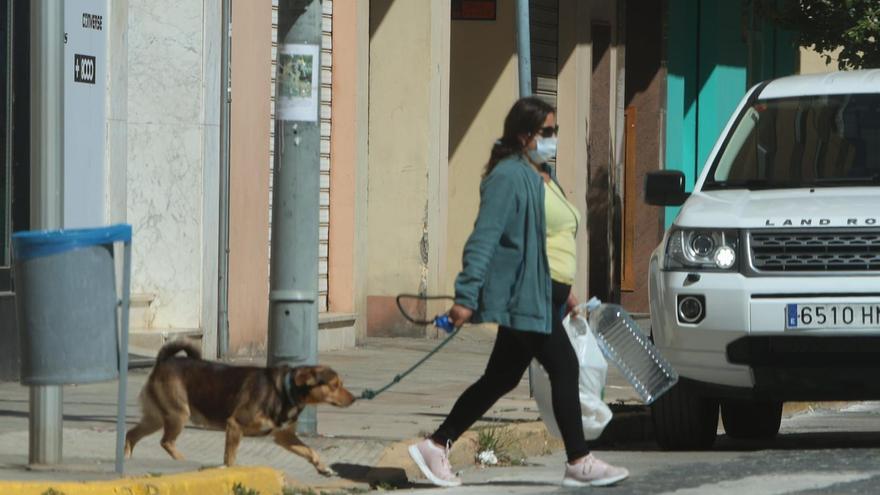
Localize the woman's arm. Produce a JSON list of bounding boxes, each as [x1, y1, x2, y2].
[[453, 169, 520, 312], [566, 290, 579, 315]]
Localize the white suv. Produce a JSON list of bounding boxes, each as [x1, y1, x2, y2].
[[644, 69, 880, 449]]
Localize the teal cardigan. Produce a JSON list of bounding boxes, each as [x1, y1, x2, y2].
[[454, 155, 553, 334]]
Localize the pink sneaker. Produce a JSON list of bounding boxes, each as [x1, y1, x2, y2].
[[562, 453, 629, 487], [408, 438, 462, 487]]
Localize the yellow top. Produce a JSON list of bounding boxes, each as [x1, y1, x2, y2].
[[544, 180, 580, 285]]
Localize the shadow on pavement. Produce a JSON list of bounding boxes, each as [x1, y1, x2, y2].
[[0, 409, 125, 425], [716, 431, 880, 451], [331, 462, 413, 489], [595, 431, 880, 452]]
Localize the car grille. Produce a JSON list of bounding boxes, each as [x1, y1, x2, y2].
[[750, 230, 880, 272]]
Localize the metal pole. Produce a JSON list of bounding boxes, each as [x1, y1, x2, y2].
[[269, 0, 322, 435], [28, 0, 64, 466], [516, 0, 532, 97], [516, 0, 536, 397], [114, 240, 132, 474], [217, 0, 232, 359]]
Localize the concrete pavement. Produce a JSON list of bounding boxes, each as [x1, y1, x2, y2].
[[0, 324, 644, 492], [391, 402, 880, 494]]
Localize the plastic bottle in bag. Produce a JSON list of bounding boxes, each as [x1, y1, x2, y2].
[[578, 297, 678, 405]]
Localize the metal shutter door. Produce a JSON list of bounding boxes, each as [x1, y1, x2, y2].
[[318, 0, 332, 312], [531, 0, 558, 108]]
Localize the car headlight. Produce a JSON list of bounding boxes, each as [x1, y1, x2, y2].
[[665, 229, 740, 270]]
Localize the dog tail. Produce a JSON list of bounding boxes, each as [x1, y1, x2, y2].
[[156, 339, 202, 363]]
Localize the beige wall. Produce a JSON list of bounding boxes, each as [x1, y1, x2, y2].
[[445, 2, 519, 295], [555, 0, 592, 302], [446, 1, 595, 304], [329, 0, 370, 339], [799, 47, 840, 74], [367, 0, 450, 336], [227, 0, 272, 355]]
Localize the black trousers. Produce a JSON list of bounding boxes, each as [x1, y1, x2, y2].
[[432, 281, 590, 462]]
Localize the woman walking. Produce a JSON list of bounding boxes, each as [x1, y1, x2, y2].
[[408, 97, 629, 488]]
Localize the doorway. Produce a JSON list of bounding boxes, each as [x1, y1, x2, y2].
[[0, 0, 30, 290]]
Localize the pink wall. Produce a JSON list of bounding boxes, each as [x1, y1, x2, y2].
[[328, 1, 358, 314], [228, 0, 272, 354]]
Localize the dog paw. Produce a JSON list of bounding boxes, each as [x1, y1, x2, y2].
[[318, 466, 337, 477]]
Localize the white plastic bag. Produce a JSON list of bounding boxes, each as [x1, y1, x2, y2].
[[532, 312, 612, 440]]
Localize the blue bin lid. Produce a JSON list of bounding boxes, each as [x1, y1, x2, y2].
[[12, 224, 132, 262]]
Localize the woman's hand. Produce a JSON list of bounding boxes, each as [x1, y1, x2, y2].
[[448, 304, 474, 328], [566, 290, 579, 315]]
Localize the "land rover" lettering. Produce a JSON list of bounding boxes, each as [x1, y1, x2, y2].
[[765, 218, 878, 226]]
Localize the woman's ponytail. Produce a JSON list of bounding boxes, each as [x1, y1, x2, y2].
[[482, 97, 555, 179], [483, 136, 523, 179]]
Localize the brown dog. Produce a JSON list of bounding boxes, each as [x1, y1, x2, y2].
[[125, 339, 355, 475]]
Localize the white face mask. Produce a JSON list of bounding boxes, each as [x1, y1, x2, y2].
[[528, 136, 558, 164]]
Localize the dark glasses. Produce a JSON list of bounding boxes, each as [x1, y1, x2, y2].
[[537, 125, 559, 138]]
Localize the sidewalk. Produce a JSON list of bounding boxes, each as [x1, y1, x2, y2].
[[0, 324, 645, 492]]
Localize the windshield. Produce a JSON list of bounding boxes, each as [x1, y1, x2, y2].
[[704, 93, 880, 190]]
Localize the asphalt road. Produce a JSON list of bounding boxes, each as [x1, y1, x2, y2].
[[399, 401, 880, 494]]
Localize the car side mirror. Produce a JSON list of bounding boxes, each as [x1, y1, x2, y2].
[[644, 170, 690, 206]]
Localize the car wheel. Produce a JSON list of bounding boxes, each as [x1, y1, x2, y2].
[[720, 400, 783, 439], [650, 381, 719, 450]]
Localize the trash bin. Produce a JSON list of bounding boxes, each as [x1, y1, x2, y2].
[[12, 225, 132, 385]]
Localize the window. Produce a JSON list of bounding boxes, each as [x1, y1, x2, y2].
[[705, 94, 880, 190], [0, 0, 31, 290]]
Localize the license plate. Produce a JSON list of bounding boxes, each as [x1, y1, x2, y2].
[[786, 303, 880, 330]]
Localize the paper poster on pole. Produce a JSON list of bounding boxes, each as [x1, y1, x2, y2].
[[277, 44, 320, 122]]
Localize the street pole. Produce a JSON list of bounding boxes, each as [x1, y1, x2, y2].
[[218, 0, 232, 359], [515, 0, 532, 97], [268, 0, 322, 435], [29, 0, 64, 465], [516, 0, 537, 397]]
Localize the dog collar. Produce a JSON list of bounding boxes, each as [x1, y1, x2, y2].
[[283, 371, 309, 405], [283, 372, 295, 403]]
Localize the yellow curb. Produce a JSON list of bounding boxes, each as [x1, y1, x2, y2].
[[283, 478, 369, 494], [0, 466, 284, 495]]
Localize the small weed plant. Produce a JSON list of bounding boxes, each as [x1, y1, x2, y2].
[[232, 483, 261, 495], [475, 422, 523, 466]]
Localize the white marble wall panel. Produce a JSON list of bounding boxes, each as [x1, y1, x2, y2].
[[124, 0, 218, 330], [128, 0, 203, 125], [106, 0, 129, 225], [201, 120, 220, 351], [200, 0, 221, 356], [128, 123, 203, 329], [201, 2, 221, 127]]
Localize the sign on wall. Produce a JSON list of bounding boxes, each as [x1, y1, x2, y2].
[[64, 0, 106, 228], [452, 0, 496, 20]]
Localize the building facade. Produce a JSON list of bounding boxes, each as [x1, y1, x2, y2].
[[0, 0, 842, 380], [0, 0, 225, 379]]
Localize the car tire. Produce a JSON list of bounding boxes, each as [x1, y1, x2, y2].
[[650, 381, 719, 450], [720, 400, 783, 439]]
